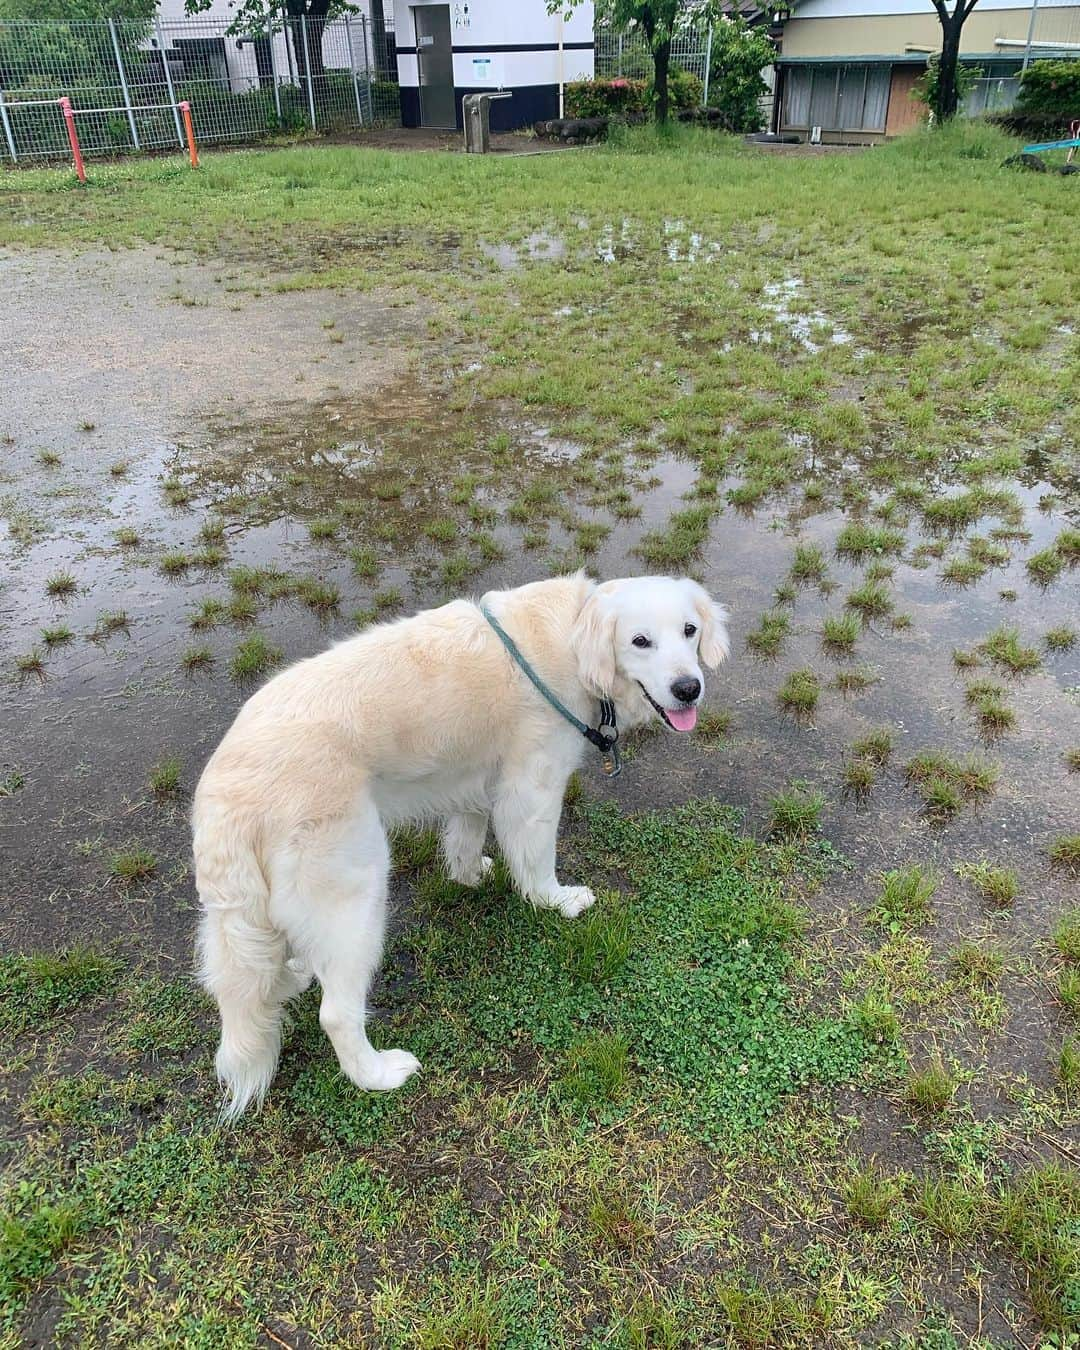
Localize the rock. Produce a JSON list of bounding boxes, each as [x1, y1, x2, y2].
[[533, 117, 609, 142], [1002, 152, 1049, 172], [1059, 162, 1080, 175]]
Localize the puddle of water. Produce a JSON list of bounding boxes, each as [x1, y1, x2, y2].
[[758, 278, 855, 353]]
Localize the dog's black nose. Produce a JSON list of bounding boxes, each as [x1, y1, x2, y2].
[[670, 676, 701, 704]]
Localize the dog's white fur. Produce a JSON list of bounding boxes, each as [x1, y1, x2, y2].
[[193, 573, 729, 1119]]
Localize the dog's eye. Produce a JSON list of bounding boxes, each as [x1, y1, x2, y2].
[[684, 623, 698, 639], [632, 634, 651, 649]]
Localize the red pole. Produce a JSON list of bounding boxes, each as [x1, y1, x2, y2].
[[58, 97, 86, 184], [179, 101, 199, 169]]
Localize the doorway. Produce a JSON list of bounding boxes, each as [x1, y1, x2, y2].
[[413, 5, 455, 129]]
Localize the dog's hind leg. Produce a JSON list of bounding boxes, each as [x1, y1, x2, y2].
[[283, 802, 420, 1093], [441, 810, 492, 886]]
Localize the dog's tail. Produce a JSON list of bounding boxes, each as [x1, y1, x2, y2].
[[194, 814, 287, 1123]]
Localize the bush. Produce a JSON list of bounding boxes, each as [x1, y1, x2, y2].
[[914, 55, 983, 112], [649, 67, 703, 111], [706, 18, 774, 133], [565, 77, 648, 119], [1015, 59, 1080, 117], [988, 109, 1075, 139]]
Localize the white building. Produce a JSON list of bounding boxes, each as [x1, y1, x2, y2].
[[393, 0, 595, 130]]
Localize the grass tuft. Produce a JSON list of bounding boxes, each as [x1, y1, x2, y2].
[[768, 782, 825, 838], [777, 669, 820, 720], [955, 861, 1018, 908], [1049, 836, 1080, 878], [870, 865, 936, 930], [229, 633, 281, 683]]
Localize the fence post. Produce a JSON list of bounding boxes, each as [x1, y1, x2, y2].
[[109, 18, 140, 149], [268, 20, 282, 124], [702, 25, 713, 107], [617, 34, 623, 77], [156, 19, 185, 148], [1021, 0, 1040, 71], [301, 14, 317, 130], [0, 90, 16, 164], [345, 17, 364, 127]]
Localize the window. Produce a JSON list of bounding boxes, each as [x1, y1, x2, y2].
[[783, 63, 891, 133]]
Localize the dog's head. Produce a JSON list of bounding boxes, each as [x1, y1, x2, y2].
[[570, 576, 730, 732]]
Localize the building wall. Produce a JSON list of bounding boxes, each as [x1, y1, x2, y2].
[[780, 0, 1080, 59], [393, 0, 594, 129]]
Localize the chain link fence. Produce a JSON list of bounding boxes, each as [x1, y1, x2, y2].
[[594, 23, 713, 90], [0, 12, 400, 164]]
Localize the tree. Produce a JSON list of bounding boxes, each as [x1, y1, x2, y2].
[[0, 0, 159, 93], [927, 0, 982, 121], [550, 0, 719, 124], [184, 0, 354, 97]]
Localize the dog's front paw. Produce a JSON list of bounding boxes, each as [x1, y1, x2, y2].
[[553, 885, 595, 919], [355, 1048, 421, 1092]]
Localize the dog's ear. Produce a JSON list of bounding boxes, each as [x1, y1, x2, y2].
[[571, 592, 617, 696], [683, 579, 730, 670]]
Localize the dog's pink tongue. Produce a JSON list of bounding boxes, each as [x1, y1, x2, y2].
[[667, 705, 698, 732]]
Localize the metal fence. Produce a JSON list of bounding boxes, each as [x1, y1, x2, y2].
[[0, 12, 400, 163]]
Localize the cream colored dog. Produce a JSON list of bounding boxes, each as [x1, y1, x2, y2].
[[193, 573, 729, 1119]]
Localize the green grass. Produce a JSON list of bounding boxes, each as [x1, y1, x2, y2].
[[229, 633, 281, 682], [905, 1052, 957, 1113], [149, 756, 182, 800], [41, 624, 73, 647], [832, 666, 879, 697], [746, 611, 790, 659], [955, 861, 1018, 908], [844, 580, 892, 621], [851, 727, 894, 765], [767, 782, 825, 838], [109, 848, 157, 886], [1044, 625, 1077, 653], [841, 757, 875, 797], [114, 526, 140, 547], [842, 1162, 901, 1230], [777, 670, 820, 720], [45, 570, 76, 597], [635, 505, 713, 568], [870, 865, 937, 930], [1054, 910, 1080, 961], [181, 644, 213, 671], [834, 522, 904, 560], [1065, 748, 1080, 773], [790, 542, 828, 584], [0, 947, 123, 1037], [1059, 967, 1080, 1022], [1026, 547, 1064, 587], [822, 612, 860, 655], [1049, 836, 1080, 877], [980, 625, 1041, 676], [905, 751, 1000, 819], [697, 707, 733, 747]]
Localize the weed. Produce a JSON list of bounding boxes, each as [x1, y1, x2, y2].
[[950, 940, 1003, 987], [15, 649, 45, 677], [996, 1164, 1080, 1328], [1049, 836, 1080, 877], [1066, 749, 1080, 773], [777, 670, 820, 720], [294, 577, 339, 612], [149, 756, 182, 799], [374, 588, 403, 613], [109, 848, 157, 886], [790, 542, 828, 584], [192, 544, 226, 569], [842, 757, 876, 798], [833, 667, 879, 697], [835, 522, 904, 560], [108, 459, 128, 476], [1057, 1036, 1080, 1090], [1026, 548, 1065, 587], [114, 527, 140, 547], [41, 624, 72, 647], [916, 1174, 984, 1242], [851, 727, 894, 764], [1053, 910, 1080, 961], [198, 516, 226, 545], [746, 611, 790, 659], [980, 625, 1041, 676], [850, 990, 899, 1045], [822, 612, 859, 654], [229, 633, 281, 682], [162, 477, 191, 507], [190, 598, 227, 631], [845, 581, 892, 621], [636, 505, 712, 568], [905, 752, 999, 818], [424, 517, 457, 544], [768, 782, 825, 837], [349, 546, 380, 580], [870, 865, 936, 930], [905, 1052, 956, 1113], [1058, 967, 1080, 1022], [159, 550, 191, 576], [91, 611, 129, 639], [45, 570, 76, 597], [952, 648, 979, 670], [955, 861, 1018, 908], [942, 556, 986, 587], [842, 1161, 901, 1236], [697, 708, 732, 746], [560, 1032, 629, 1106], [1044, 625, 1077, 653], [181, 645, 213, 671]]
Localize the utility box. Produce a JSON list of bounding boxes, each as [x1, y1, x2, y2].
[[463, 90, 512, 152]]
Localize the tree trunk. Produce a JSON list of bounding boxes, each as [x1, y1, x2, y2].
[[653, 39, 672, 124], [935, 18, 963, 121], [287, 0, 330, 112]]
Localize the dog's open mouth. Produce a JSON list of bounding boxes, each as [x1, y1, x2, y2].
[[638, 683, 698, 733]]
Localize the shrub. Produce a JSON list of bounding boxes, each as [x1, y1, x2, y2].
[[565, 77, 648, 119], [649, 67, 702, 111], [1015, 59, 1080, 118], [707, 18, 774, 133]]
